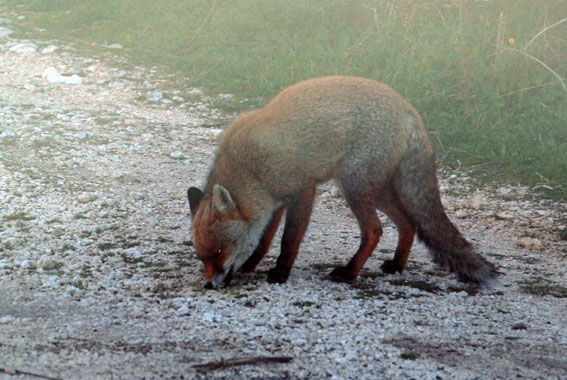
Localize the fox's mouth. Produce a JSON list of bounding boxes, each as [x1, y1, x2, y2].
[[204, 264, 235, 290]]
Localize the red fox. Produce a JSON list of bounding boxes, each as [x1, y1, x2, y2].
[[187, 76, 496, 289]]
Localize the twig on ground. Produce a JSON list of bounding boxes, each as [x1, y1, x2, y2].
[[501, 81, 556, 97], [1, 367, 62, 380], [183, 0, 218, 53], [495, 11, 505, 63], [193, 356, 293, 372], [344, 31, 372, 60], [506, 47, 567, 91], [468, 161, 501, 170], [526, 16, 567, 50], [361, 3, 381, 35]]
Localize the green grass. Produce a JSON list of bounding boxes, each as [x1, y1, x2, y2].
[[5, 0, 567, 197]]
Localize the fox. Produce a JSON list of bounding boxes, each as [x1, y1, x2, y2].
[[187, 76, 497, 289]]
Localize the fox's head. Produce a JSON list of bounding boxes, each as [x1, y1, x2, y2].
[[187, 184, 264, 289]]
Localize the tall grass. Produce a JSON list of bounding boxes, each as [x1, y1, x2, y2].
[[6, 0, 567, 197]]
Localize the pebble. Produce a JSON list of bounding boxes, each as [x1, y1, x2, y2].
[[20, 259, 36, 269], [188, 88, 204, 96], [494, 212, 514, 220], [147, 91, 163, 102], [169, 151, 186, 159], [516, 237, 543, 250], [456, 210, 470, 219], [511, 322, 529, 330], [41, 45, 58, 54], [0, 315, 16, 324], [78, 192, 94, 203], [9, 42, 37, 54], [37, 257, 61, 271], [0, 26, 13, 38], [465, 195, 484, 210], [24, 83, 37, 92]]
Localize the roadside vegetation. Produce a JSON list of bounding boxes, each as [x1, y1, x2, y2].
[[6, 0, 567, 198]]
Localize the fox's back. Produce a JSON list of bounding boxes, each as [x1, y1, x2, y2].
[[213, 76, 431, 196]]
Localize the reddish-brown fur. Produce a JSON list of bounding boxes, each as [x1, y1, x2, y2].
[[188, 76, 497, 289]]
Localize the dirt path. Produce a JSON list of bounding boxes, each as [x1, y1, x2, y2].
[[1, 12, 567, 380]]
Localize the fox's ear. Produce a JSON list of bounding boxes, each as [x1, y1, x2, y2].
[[212, 184, 236, 214], [187, 187, 204, 215]]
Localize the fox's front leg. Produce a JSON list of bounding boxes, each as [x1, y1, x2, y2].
[[240, 206, 285, 273], [268, 189, 315, 284]]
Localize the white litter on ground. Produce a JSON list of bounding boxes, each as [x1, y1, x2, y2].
[[42, 66, 82, 85]]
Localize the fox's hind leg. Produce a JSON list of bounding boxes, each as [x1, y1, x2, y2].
[[330, 181, 383, 282], [378, 191, 416, 274], [240, 206, 285, 273]]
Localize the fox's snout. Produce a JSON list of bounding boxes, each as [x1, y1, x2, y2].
[[203, 263, 234, 289]]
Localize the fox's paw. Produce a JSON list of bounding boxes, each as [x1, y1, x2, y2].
[[381, 260, 404, 275], [329, 266, 357, 283], [239, 261, 258, 273], [267, 267, 290, 284]]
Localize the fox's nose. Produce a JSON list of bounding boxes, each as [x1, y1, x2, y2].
[[204, 281, 214, 289]]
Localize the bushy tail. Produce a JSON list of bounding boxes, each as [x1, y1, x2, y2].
[[395, 136, 497, 287]]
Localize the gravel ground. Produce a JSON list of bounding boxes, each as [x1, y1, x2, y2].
[[1, 12, 567, 380]]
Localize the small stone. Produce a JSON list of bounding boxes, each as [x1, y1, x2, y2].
[[466, 195, 484, 210], [109, 81, 126, 89], [169, 151, 186, 160], [456, 210, 470, 219], [330, 186, 342, 198], [130, 192, 144, 200], [41, 45, 58, 54], [217, 93, 233, 101], [0, 260, 13, 270], [517, 237, 543, 250], [37, 257, 61, 271], [0, 315, 16, 324], [106, 43, 123, 49], [147, 91, 163, 102], [78, 192, 94, 203], [202, 312, 214, 322], [511, 321, 528, 330], [495, 212, 514, 220], [20, 259, 36, 269], [559, 230, 567, 241], [498, 187, 513, 195], [169, 131, 181, 141], [74, 131, 88, 140], [9, 43, 38, 54], [188, 88, 204, 96], [177, 304, 191, 316], [0, 26, 13, 38], [24, 83, 37, 92]]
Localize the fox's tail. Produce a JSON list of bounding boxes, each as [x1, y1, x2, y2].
[[395, 133, 497, 287]]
